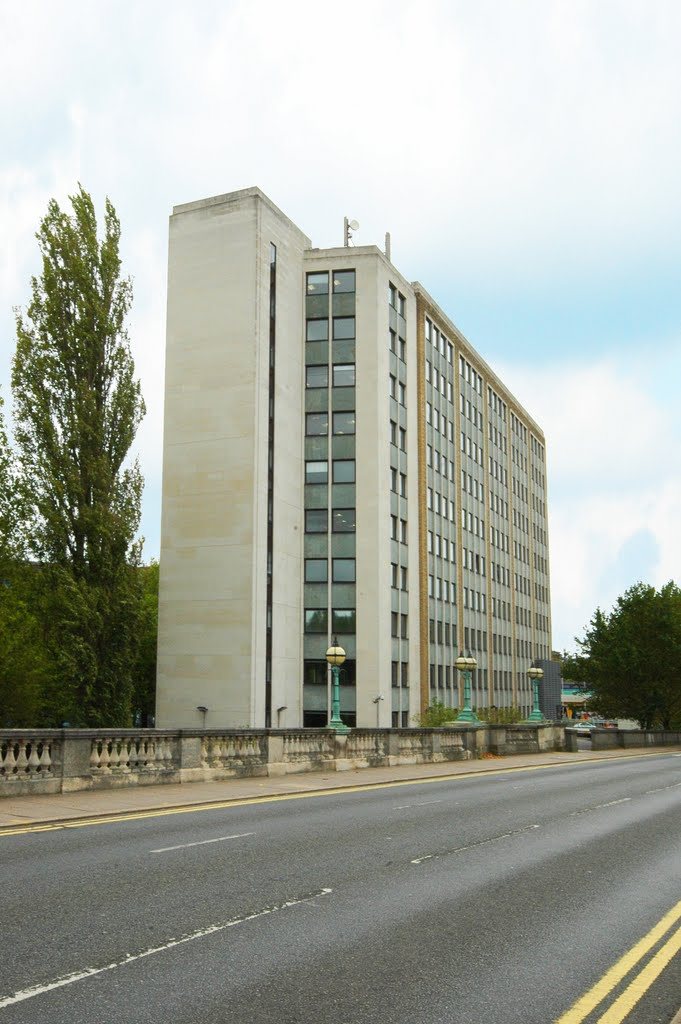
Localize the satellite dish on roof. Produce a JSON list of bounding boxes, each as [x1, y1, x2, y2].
[[344, 216, 360, 246]]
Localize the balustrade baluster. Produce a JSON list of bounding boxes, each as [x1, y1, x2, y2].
[[15, 742, 29, 776]]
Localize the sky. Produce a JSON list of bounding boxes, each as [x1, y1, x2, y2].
[[1, 0, 680, 654]]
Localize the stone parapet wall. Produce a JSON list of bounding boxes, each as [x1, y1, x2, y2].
[[0, 723, 572, 797]]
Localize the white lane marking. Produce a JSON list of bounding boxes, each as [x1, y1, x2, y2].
[[644, 782, 681, 795], [594, 798, 631, 808], [0, 887, 333, 1009], [411, 823, 539, 864], [394, 800, 442, 810], [150, 832, 254, 853]]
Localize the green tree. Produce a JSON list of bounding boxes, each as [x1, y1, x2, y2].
[[562, 582, 681, 729], [132, 560, 159, 726], [11, 185, 146, 726]]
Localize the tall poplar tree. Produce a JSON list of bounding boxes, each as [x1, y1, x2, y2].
[[12, 185, 146, 725]]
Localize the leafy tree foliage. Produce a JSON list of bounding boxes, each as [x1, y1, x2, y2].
[[10, 186, 147, 726], [562, 582, 681, 729]]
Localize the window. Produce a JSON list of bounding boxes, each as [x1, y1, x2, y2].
[[332, 508, 355, 532], [389, 283, 397, 308], [391, 611, 399, 637], [306, 412, 328, 436], [306, 319, 328, 341], [306, 365, 328, 388], [398, 382, 406, 405], [400, 566, 408, 590], [333, 459, 355, 483], [305, 608, 328, 632], [398, 293, 405, 316], [333, 317, 355, 340], [333, 270, 355, 293], [333, 363, 355, 387], [305, 460, 328, 484], [305, 559, 327, 582], [401, 614, 408, 639], [332, 411, 355, 435], [333, 558, 356, 582], [307, 272, 329, 295], [332, 608, 356, 634], [305, 509, 327, 533], [400, 473, 407, 497]]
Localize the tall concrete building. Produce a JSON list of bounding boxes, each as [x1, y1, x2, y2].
[[157, 187, 551, 730]]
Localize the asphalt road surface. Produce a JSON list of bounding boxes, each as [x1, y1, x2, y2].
[[2, 753, 681, 1023]]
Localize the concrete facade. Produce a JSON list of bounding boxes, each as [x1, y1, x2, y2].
[[157, 187, 552, 729]]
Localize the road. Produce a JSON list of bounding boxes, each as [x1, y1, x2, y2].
[[2, 753, 681, 1023]]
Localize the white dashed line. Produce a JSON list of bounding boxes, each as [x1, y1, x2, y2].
[[411, 824, 539, 864], [0, 888, 333, 1009], [150, 832, 255, 853]]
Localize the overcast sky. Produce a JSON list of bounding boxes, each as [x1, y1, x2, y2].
[[1, 0, 680, 653]]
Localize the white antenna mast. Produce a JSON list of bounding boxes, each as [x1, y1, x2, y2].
[[344, 216, 359, 246]]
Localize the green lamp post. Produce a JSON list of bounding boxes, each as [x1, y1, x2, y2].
[[454, 653, 480, 724], [326, 637, 350, 734], [525, 666, 545, 723]]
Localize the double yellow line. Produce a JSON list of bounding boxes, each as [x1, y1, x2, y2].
[[556, 897, 681, 1023]]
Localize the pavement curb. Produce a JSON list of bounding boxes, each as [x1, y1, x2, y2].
[[1, 748, 678, 833]]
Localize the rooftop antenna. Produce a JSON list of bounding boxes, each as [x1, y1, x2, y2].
[[385, 232, 391, 261], [344, 216, 359, 246]]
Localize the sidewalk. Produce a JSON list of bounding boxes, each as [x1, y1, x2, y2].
[[3, 746, 679, 830]]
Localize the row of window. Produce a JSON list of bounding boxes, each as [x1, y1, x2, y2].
[[533, 522, 548, 546], [533, 552, 549, 575], [459, 355, 483, 395], [531, 464, 546, 489], [463, 587, 487, 612], [388, 283, 406, 316], [493, 633, 513, 655], [391, 612, 409, 639], [427, 489, 456, 520], [429, 619, 456, 646], [512, 444, 528, 473], [426, 362, 454, 402], [427, 532, 456, 562], [459, 392, 483, 430], [425, 318, 454, 362], [390, 468, 408, 497], [305, 364, 355, 388], [391, 661, 410, 687], [513, 509, 530, 535], [461, 432, 484, 468], [461, 471, 485, 504], [490, 489, 509, 520], [428, 576, 455, 602], [531, 435, 545, 461], [305, 459, 355, 485], [305, 608, 356, 633], [512, 477, 529, 504], [510, 410, 528, 442], [390, 516, 408, 543], [534, 582, 549, 604], [491, 597, 511, 621], [306, 411, 355, 436], [489, 455, 508, 486], [491, 562, 511, 587], [488, 421, 508, 453], [425, 403, 455, 441], [515, 573, 531, 596], [389, 375, 406, 405], [462, 507, 485, 539], [390, 564, 409, 590], [306, 317, 355, 341], [390, 421, 407, 450], [305, 558, 356, 583], [488, 386, 507, 420], [305, 508, 355, 533], [307, 270, 356, 296], [389, 329, 406, 362], [532, 494, 547, 520], [490, 525, 509, 553], [514, 541, 530, 566], [462, 548, 485, 575], [427, 446, 454, 480]]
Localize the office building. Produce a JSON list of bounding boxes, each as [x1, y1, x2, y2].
[[156, 188, 551, 729]]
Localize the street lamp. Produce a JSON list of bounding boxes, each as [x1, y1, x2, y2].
[[525, 666, 545, 723], [454, 653, 481, 724], [326, 637, 350, 734]]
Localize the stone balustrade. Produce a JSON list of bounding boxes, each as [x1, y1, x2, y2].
[[0, 722, 605, 798]]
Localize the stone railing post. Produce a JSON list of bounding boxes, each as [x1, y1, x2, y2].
[[59, 731, 93, 791], [178, 733, 205, 782]]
